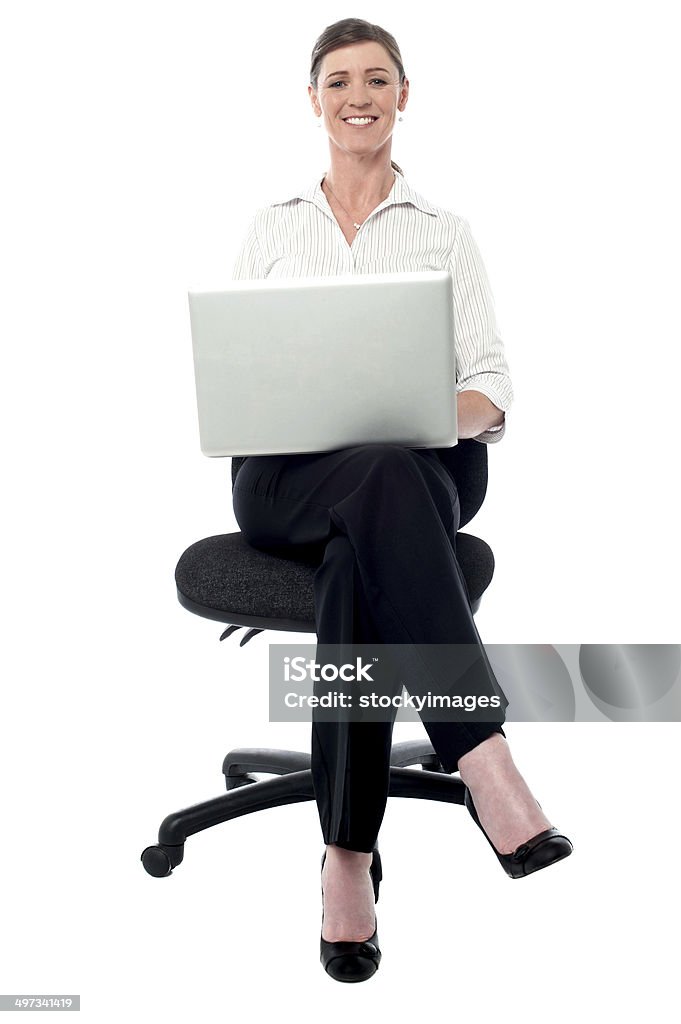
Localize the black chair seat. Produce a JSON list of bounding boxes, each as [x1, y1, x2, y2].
[[175, 530, 494, 629]]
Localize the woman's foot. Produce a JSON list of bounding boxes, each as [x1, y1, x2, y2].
[[321, 845, 376, 943], [457, 733, 554, 854]]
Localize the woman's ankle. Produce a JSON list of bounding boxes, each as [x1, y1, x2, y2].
[[324, 844, 373, 868], [457, 732, 512, 788]]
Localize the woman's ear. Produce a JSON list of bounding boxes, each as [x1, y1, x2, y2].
[[397, 76, 410, 113], [308, 84, 320, 118]]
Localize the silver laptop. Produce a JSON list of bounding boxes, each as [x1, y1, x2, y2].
[[188, 270, 457, 457]]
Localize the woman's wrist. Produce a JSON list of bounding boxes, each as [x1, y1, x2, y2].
[[456, 390, 505, 438]]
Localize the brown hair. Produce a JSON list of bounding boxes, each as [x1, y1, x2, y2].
[[309, 17, 406, 176]]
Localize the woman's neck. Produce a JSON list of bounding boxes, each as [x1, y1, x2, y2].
[[322, 154, 397, 208]]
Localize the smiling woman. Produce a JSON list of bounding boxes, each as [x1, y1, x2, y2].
[[309, 26, 408, 183], [229, 15, 570, 985]]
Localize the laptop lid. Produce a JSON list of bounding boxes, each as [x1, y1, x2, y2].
[[188, 270, 457, 457]]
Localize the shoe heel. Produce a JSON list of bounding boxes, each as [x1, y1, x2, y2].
[[370, 846, 382, 903]]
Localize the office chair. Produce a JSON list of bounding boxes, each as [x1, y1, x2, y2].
[[141, 439, 495, 877]]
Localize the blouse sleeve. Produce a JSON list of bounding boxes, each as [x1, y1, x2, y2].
[[232, 213, 266, 280], [449, 217, 514, 444]]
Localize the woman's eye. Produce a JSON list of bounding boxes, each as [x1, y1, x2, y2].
[[329, 78, 387, 87]]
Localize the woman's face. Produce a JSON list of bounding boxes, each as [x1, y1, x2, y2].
[[309, 40, 409, 160]]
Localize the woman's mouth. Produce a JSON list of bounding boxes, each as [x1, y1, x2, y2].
[[342, 116, 379, 128]]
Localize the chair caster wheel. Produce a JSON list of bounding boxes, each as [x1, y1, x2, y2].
[[224, 773, 259, 791], [141, 843, 185, 877]]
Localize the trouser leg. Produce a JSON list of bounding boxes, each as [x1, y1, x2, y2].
[[311, 534, 401, 853]]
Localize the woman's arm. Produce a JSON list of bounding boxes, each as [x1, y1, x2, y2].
[[232, 213, 266, 280], [450, 217, 514, 444]]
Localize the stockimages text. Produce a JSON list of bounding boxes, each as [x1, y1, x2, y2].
[[282, 655, 501, 712]]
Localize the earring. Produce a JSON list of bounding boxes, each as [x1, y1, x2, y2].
[[398, 115, 404, 121]]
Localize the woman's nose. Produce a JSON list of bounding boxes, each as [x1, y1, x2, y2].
[[346, 89, 372, 107]]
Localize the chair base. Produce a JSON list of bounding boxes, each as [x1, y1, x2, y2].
[[140, 739, 466, 877]]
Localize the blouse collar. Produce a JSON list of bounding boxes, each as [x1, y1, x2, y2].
[[271, 170, 439, 218]]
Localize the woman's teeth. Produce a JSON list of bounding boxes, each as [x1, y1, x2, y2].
[[344, 117, 377, 125]]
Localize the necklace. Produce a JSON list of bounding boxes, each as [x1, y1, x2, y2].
[[322, 173, 395, 231], [322, 177, 363, 229]]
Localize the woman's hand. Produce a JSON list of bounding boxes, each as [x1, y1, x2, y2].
[[456, 390, 505, 439]]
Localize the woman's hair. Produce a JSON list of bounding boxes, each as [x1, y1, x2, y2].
[[310, 17, 406, 176]]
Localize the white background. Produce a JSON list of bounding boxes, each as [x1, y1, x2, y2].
[[1, 0, 679, 1020]]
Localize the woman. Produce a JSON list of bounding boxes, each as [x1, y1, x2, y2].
[[231, 18, 573, 982]]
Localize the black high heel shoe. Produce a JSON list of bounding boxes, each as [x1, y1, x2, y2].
[[320, 847, 382, 982], [464, 787, 573, 879]]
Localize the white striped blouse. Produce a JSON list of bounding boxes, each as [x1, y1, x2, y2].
[[231, 169, 513, 444]]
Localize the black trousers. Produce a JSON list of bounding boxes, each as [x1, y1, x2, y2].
[[232, 444, 507, 853]]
